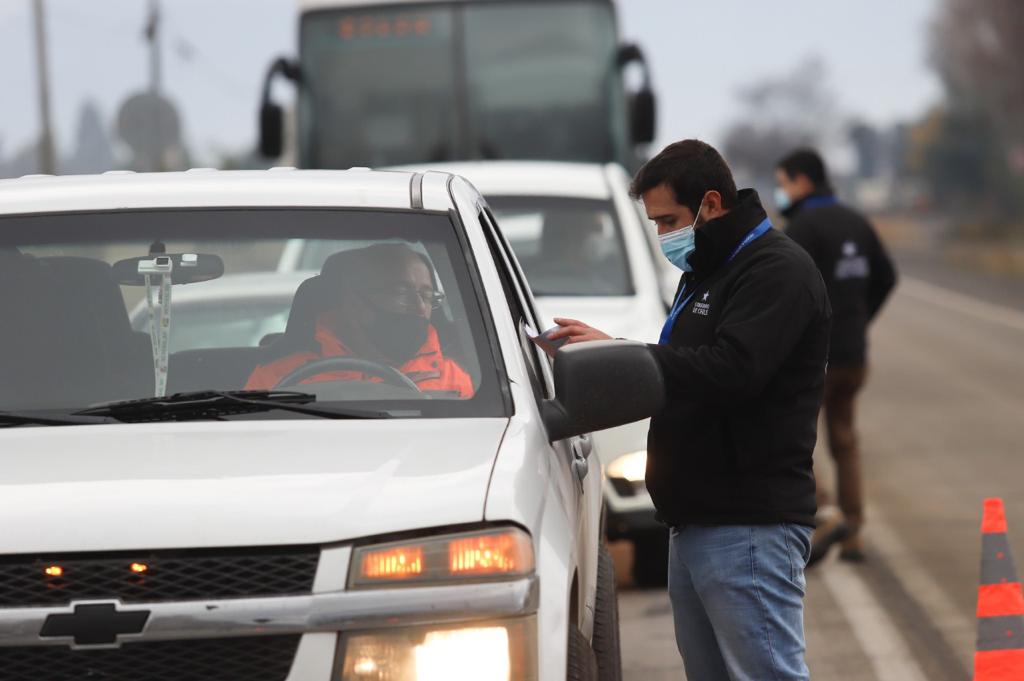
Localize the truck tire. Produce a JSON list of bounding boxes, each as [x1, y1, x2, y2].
[[592, 545, 622, 681], [632, 530, 669, 588], [566, 623, 598, 681]]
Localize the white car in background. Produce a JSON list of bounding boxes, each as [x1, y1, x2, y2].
[[279, 162, 678, 586], [128, 271, 312, 353], [0, 168, 669, 679]]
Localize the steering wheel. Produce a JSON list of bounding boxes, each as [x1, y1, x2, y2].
[[272, 357, 422, 393]]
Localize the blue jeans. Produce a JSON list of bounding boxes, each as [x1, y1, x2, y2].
[[668, 523, 812, 681]]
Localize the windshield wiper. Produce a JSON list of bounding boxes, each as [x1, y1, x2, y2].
[[0, 410, 116, 427], [74, 390, 391, 422]]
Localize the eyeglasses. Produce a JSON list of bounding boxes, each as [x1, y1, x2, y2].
[[365, 285, 447, 311]]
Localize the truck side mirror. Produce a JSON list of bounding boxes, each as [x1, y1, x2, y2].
[[542, 340, 665, 442], [260, 102, 284, 158]]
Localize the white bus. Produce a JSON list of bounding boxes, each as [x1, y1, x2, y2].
[[259, 0, 656, 170]]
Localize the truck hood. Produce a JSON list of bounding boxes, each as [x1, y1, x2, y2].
[[0, 419, 508, 554]]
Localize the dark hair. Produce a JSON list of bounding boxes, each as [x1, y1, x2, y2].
[[629, 139, 738, 213], [777, 148, 830, 189]]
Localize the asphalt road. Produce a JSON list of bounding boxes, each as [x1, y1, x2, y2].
[[611, 251, 1024, 680]]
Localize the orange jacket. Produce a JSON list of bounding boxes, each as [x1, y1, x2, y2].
[[245, 315, 475, 398]]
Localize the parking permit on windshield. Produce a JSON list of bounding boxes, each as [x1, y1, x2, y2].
[[523, 323, 569, 355]]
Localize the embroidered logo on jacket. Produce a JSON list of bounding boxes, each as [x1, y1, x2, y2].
[[692, 290, 711, 316], [835, 241, 870, 280]]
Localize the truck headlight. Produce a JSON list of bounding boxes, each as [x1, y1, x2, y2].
[[338, 618, 536, 681], [349, 526, 533, 589], [607, 450, 647, 482]]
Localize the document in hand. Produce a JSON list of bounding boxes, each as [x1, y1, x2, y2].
[[524, 323, 570, 356]]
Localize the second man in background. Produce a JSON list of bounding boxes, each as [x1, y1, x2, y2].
[[776, 149, 898, 565]]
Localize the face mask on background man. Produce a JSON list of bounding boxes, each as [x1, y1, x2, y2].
[[774, 187, 792, 211]]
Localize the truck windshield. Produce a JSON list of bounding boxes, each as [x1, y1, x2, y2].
[[299, 1, 625, 168], [0, 209, 506, 419]]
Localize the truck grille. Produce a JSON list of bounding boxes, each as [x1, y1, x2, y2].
[[0, 547, 319, 607], [0, 635, 300, 681]]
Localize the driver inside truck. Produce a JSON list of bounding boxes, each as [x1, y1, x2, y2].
[[244, 243, 475, 397]]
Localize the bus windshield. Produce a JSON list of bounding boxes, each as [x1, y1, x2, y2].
[[299, 1, 626, 168]]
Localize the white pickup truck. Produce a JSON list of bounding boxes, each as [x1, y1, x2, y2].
[[0, 169, 665, 681], [278, 161, 678, 586]]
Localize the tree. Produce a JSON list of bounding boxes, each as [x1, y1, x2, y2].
[[922, 0, 1024, 230], [64, 101, 116, 175], [931, 0, 1024, 148], [848, 122, 881, 180], [721, 57, 838, 183]]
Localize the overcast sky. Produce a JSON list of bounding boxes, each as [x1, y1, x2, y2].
[[0, 0, 942, 167]]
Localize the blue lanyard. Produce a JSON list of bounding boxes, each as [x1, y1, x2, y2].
[[659, 217, 773, 344], [802, 196, 838, 209]]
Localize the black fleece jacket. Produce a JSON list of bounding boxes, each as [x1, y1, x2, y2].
[[646, 189, 831, 528], [783, 193, 897, 366]]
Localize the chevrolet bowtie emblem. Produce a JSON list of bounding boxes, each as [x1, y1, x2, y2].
[[40, 602, 150, 646]]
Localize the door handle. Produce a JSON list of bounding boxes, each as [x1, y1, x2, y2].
[[571, 436, 592, 486]]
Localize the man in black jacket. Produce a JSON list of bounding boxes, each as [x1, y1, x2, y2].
[[776, 149, 897, 564], [550, 140, 830, 681]]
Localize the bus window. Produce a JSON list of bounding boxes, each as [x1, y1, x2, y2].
[[463, 2, 625, 164], [299, 7, 460, 168]]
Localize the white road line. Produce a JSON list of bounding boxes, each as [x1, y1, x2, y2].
[[866, 509, 975, 670], [900, 276, 1024, 332], [819, 559, 930, 681]]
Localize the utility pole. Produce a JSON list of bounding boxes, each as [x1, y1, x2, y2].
[[32, 0, 56, 175], [144, 0, 163, 171]]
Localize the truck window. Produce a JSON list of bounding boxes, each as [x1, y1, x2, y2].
[[0, 209, 507, 418]]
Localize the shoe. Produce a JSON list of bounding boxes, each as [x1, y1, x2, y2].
[[838, 535, 866, 563], [807, 509, 850, 568]]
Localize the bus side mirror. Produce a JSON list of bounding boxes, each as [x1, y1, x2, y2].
[[260, 102, 284, 158], [630, 88, 656, 145], [617, 43, 657, 146], [258, 57, 300, 159]]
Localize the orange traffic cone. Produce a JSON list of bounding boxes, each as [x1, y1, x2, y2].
[[975, 498, 1024, 681]]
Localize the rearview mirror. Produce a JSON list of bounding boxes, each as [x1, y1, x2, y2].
[[113, 253, 224, 286], [542, 340, 665, 441]]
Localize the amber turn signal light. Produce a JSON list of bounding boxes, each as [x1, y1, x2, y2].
[[350, 526, 533, 588], [359, 546, 424, 580], [449, 531, 531, 576]]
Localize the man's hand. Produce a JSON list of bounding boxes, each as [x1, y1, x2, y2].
[[543, 318, 613, 356]]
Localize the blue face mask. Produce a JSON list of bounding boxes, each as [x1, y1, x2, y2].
[[658, 196, 705, 272], [774, 187, 792, 211]]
